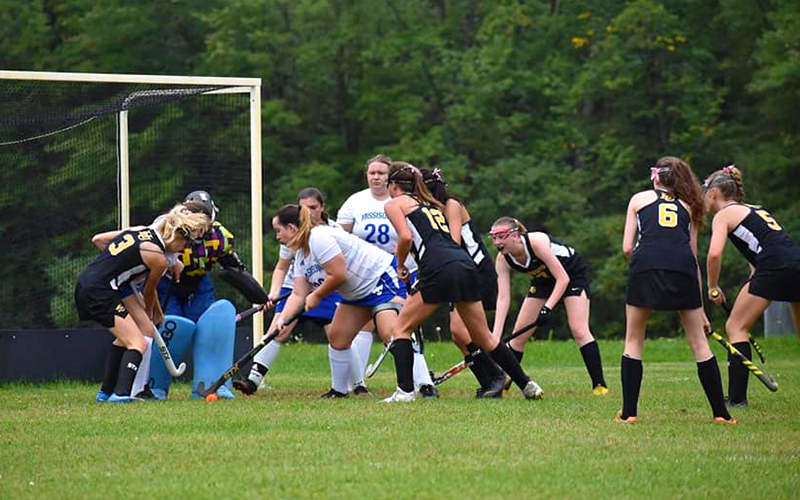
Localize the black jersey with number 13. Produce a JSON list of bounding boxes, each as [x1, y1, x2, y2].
[[406, 204, 473, 277]]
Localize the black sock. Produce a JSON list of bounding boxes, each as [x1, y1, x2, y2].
[[510, 346, 524, 363], [579, 341, 607, 388], [391, 339, 414, 393], [465, 342, 491, 388], [100, 344, 126, 395], [113, 350, 143, 397], [620, 355, 643, 419], [489, 342, 530, 390], [728, 342, 751, 404], [698, 356, 731, 420]]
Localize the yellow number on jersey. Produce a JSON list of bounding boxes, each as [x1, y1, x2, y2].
[[422, 207, 450, 233], [658, 203, 678, 228], [755, 209, 782, 231], [108, 234, 135, 256]]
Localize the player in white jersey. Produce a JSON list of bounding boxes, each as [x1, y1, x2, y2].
[[235, 188, 352, 397], [275, 204, 406, 398], [337, 154, 438, 398]]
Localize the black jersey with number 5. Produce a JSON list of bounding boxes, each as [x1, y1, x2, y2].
[[406, 204, 473, 277], [629, 190, 697, 276], [78, 228, 166, 291], [728, 203, 800, 269]]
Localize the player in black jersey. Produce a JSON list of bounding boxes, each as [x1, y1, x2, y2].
[[704, 165, 800, 406], [421, 168, 507, 398], [488, 217, 608, 396], [384, 161, 543, 402], [620, 156, 734, 424], [75, 211, 209, 403]]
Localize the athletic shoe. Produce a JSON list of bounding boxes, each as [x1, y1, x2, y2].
[[319, 388, 349, 399], [150, 388, 168, 401], [714, 416, 739, 425], [382, 387, 416, 403], [614, 410, 637, 424], [352, 384, 371, 396], [522, 380, 544, 400], [95, 390, 110, 403], [107, 394, 143, 404], [134, 385, 159, 401], [476, 376, 506, 399], [233, 379, 258, 396], [724, 397, 748, 409], [419, 384, 439, 399], [502, 373, 513, 393], [216, 386, 235, 400], [592, 385, 609, 396]]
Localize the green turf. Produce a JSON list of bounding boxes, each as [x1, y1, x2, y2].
[[2, 337, 799, 499]]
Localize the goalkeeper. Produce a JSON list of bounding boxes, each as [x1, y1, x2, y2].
[[149, 190, 269, 400]]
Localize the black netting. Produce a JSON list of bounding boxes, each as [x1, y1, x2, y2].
[[0, 78, 254, 329]]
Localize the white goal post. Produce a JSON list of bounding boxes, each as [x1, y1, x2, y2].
[[0, 70, 265, 341]]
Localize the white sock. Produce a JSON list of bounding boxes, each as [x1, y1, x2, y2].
[[349, 348, 364, 389], [253, 340, 282, 372], [328, 345, 353, 394], [131, 336, 153, 396], [413, 352, 434, 387], [352, 331, 373, 378]]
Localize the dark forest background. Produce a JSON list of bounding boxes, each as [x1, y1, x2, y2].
[[2, 0, 799, 338]]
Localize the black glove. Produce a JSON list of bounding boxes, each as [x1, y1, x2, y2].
[[537, 305, 552, 328]]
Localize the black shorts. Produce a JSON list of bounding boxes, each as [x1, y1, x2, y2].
[[626, 269, 701, 310], [748, 266, 800, 302], [527, 273, 591, 300], [74, 282, 128, 328], [419, 259, 483, 305]]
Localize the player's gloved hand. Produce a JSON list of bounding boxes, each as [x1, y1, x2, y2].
[[536, 305, 552, 328]]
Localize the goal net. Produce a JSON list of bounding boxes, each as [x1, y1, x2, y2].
[[0, 71, 263, 333]]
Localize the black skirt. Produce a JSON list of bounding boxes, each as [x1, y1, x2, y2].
[[75, 282, 128, 328], [419, 259, 483, 305], [749, 266, 800, 302], [626, 269, 701, 311]]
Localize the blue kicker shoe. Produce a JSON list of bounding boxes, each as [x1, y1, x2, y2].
[[107, 394, 143, 404], [216, 385, 235, 400], [95, 390, 111, 403]]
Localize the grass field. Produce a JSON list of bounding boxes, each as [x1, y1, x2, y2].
[[2, 337, 799, 499]]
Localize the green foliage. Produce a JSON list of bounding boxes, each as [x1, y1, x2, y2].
[[4, 0, 800, 336]]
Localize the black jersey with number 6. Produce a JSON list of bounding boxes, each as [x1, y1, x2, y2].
[[406, 204, 473, 277], [728, 203, 800, 270], [629, 190, 697, 276], [79, 228, 166, 291]]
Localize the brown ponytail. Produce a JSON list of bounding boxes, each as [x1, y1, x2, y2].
[[705, 165, 744, 202], [388, 161, 444, 210], [654, 156, 706, 230]]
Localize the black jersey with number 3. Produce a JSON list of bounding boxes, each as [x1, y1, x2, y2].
[[728, 204, 800, 269], [78, 228, 166, 291], [406, 204, 473, 277], [629, 190, 697, 276]]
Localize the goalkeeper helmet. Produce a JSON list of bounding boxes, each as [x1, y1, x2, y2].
[[185, 190, 219, 222]]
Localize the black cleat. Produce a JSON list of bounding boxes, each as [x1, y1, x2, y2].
[[724, 397, 748, 408], [233, 379, 258, 396], [419, 384, 439, 399], [476, 375, 505, 399], [134, 385, 158, 401], [352, 384, 371, 396], [319, 388, 349, 399]]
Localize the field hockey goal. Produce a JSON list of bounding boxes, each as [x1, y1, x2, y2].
[[0, 70, 264, 338]]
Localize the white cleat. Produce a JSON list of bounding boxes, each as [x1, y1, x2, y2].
[[382, 387, 417, 403], [522, 381, 544, 400]]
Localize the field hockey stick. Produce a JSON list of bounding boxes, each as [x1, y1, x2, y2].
[[708, 329, 777, 392], [196, 308, 303, 397], [132, 286, 186, 377], [235, 291, 291, 323], [710, 290, 766, 363], [365, 337, 395, 378], [433, 317, 540, 386]]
